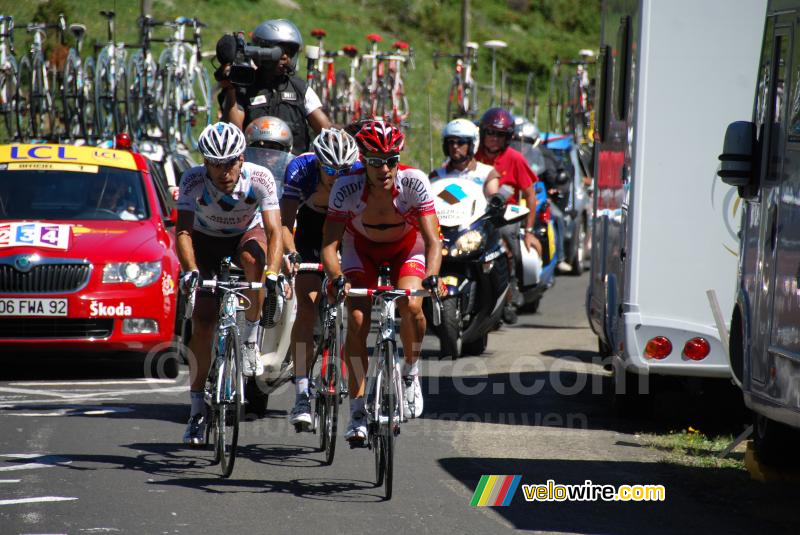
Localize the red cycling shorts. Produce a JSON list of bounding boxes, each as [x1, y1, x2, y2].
[[341, 230, 426, 287]]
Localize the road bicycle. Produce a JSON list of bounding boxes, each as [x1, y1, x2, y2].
[[94, 10, 129, 140], [0, 15, 18, 141], [360, 33, 383, 120], [294, 263, 348, 466], [346, 265, 441, 500], [433, 41, 479, 120], [127, 15, 166, 141], [185, 258, 264, 478], [16, 19, 62, 140], [565, 50, 595, 144], [523, 72, 539, 125], [60, 19, 91, 141], [305, 28, 339, 118], [334, 44, 362, 124], [548, 59, 566, 133], [158, 17, 211, 150], [382, 40, 412, 127]]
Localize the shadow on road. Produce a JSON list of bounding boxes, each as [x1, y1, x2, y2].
[[438, 456, 800, 534]]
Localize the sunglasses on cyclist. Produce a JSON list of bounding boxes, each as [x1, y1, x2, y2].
[[445, 138, 470, 146], [320, 164, 353, 177], [364, 155, 400, 168], [206, 157, 240, 169], [484, 128, 509, 138]]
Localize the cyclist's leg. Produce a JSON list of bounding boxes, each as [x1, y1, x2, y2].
[[393, 232, 427, 419], [341, 231, 375, 442], [184, 232, 238, 444], [236, 227, 268, 376], [289, 272, 321, 426], [498, 222, 521, 322]]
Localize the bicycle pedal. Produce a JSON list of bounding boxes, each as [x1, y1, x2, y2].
[[293, 422, 311, 433], [347, 438, 367, 449]]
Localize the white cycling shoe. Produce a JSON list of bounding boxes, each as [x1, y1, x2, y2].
[[403, 375, 423, 419], [345, 410, 368, 445]]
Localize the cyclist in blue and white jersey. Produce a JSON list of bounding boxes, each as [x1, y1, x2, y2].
[[280, 128, 361, 429]]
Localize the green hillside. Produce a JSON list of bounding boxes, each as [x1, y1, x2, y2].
[[7, 0, 599, 169]]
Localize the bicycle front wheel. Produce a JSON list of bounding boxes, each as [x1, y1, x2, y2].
[[31, 56, 52, 139], [373, 339, 397, 499], [63, 52, 83, 140], [0, 57, 18, 142], [320, 342, 340, 465], [81, 58, 97, 141], [216, 332, 242, 477]]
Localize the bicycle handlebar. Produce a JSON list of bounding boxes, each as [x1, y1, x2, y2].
[[201, 280, 264, 290], [347, 287, 442, 326], [297, 263, 324, 272]]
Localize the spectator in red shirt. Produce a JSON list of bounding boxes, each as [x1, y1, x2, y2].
[[475, 108, 542, 324]]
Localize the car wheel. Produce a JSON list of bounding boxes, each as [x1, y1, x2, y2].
[[569, 215, 585, 276], [462, 333, 488, 356]]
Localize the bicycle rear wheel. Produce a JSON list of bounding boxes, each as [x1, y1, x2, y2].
[[63, 52, 83, 140], [216, 332, 242, 477], [446, 76, 463, 121], [184, 66, 211, 149], [30, 56, 52, 139], [81, 58, 97, 141], [15, 56, 32, 141]]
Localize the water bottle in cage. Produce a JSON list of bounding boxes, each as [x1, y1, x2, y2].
[[378, 263, 391, 287]]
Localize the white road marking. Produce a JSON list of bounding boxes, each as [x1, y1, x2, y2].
[[0, 479, 21, 483], [10, 379, 177, 386], [0, 496, 77, 505], [6, 406, 134, 417], [0, 454, 72, 472]]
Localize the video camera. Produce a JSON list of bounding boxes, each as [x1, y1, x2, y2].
[[214, 32, 283, 86]]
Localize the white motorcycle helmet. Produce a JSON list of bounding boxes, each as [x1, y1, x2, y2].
[[441, 118, 480, 157]]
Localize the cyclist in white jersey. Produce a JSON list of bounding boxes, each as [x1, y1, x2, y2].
[[429, 118, 500, 192], [175, 122, 283, 446]]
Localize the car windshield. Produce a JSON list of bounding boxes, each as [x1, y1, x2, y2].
[[0, 167, 149, 221]]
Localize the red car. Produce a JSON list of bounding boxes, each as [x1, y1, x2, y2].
[[0, 143, 182, 375]]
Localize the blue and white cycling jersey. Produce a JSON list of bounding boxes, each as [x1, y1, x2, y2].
[[283, 153, 363, 204]]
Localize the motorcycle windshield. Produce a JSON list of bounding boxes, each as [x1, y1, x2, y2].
[[509, 140, 546, 176], [244, 147, 295, 199]]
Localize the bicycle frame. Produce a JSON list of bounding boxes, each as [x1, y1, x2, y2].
[[0, 15, 17, 139]]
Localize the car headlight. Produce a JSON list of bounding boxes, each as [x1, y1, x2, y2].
[[451, 230, 484, 257], [103, 261, 162, 287]]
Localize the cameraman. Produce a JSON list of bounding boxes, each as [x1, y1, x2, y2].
[[218, 19, 331, 155]]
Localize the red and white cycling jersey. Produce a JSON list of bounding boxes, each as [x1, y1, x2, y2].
[[326, 167, 436, 237]]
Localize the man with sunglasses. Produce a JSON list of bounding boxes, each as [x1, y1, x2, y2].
[[430, 118, 500, 191], [219, 19, 331, 154], [475, 107, 541, 324], [280, 128, 362, 429], [175, 122, 284, 446], [321, 121, 443, 445]]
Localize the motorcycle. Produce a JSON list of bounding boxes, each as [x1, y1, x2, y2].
[[425, 177, 529, 357], [242, 146, 297, 416]]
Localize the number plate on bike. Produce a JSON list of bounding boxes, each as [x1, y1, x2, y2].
[[441, 275, 458, 287], [0, 298, 68, 316]]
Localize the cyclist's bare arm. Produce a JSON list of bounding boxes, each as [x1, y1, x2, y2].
[[321, 218, 346, 280], [176, 210, 198, 272], [522, 184, 537, 229], [418, 213, 443, 278], [220, 85, 245, 130], [279, 198, 300, 254], [307, 108, 332, 133], [483, 168, 501, 197], [262, 209, 284, 274]]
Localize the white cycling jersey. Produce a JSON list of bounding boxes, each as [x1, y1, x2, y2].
[[177, 162, 280, 237]]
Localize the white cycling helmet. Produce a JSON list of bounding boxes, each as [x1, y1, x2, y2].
[[198, 122, 247, 164], [245, 116, 293, 152], [441, 118, 480, 157], [312, 128, 360, 169]]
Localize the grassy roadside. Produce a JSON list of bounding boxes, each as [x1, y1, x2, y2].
[[639, 427, 746, 471], [9, 0, 598, 167]]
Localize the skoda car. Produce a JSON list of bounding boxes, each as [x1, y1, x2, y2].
[[0, 143, 181, 373]]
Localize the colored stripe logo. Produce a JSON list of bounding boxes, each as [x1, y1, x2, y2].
[[469, 475, 522, 506]]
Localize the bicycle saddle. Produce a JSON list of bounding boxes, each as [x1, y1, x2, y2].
[[69, 24, 86, 39], [342, 45, 358, 57], [393, 40, 409, 50], [366, 33, 382, 43], [466, 41, 479, 50], [311, 28, 327, 38], [175, 17, 192, 25], [482, 39, 508, 50], [99, 10, 116, 20]]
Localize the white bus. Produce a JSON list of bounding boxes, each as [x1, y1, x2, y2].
[[587, 0, 766, 409]]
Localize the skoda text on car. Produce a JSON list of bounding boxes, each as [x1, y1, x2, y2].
[[0, 143, 181, 362]]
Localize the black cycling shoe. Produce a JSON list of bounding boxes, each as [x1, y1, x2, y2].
[[502, 303, 518, 325]]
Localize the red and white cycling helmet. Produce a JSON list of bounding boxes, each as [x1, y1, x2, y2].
[[355, 121, 405, 154]]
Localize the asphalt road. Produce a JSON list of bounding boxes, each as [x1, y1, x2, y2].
[[1, 273, 799, 534]]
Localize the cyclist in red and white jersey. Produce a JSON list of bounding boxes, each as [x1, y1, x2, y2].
[[321, 121, 442, 444]]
